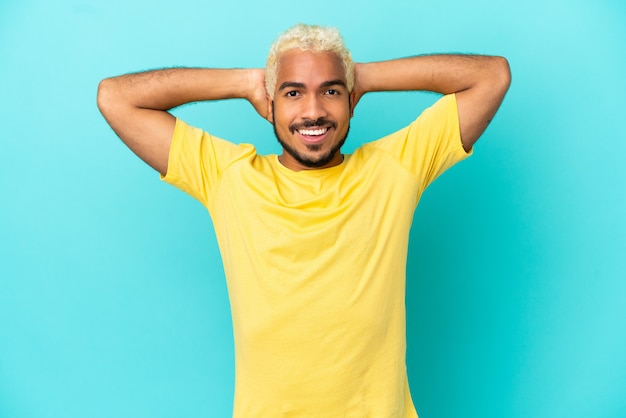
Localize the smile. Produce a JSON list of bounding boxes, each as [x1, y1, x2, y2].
[[296, 126, 331, 144], [297, 127, 329, 136]]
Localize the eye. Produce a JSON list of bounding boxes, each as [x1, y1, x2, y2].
[[286, 90, 300, 97], [325, 89, 340, 95]]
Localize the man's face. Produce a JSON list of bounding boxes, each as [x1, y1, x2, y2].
[[269, 50, 353, 171]]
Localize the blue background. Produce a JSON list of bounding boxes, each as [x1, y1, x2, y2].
[[1, 0, 625, 417]]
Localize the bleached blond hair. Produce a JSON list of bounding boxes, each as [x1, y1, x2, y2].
[[265, 24, 354, 99]]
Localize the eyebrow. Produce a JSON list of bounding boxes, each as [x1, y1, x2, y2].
[[278, 79, 347, 91], [278, 81, 305, 91], [320, 79, 347, 89]]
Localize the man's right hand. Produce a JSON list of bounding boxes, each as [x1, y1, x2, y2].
[[246, 68, 272, 122]]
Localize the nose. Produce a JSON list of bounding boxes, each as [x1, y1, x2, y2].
[[300, 94, 327, 121]]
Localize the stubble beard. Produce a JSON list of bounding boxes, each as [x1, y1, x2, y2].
[[272, 105, 349, 169]]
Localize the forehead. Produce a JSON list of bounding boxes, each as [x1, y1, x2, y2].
[[276, 50, 345, 86]]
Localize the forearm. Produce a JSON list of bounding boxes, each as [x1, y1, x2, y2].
[[355, 54, 510, 96], [96, 67, 264, 175], [354, 54, 511, 151], [97, 67, 257, 111]]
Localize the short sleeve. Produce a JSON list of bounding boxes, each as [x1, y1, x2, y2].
[[160, 118, 255, 208], [371, 94, 471, 190]]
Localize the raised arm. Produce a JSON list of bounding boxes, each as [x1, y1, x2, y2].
[[97, 68, 269, 175], [352, 54, 511, 151]]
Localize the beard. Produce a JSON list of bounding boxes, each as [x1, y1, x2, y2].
[[273, 125, 349, 169], [272, 105, 349, 169]]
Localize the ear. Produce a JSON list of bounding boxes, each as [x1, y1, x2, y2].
[[266, 95, 273, 124], [349, 90, 357, 118]]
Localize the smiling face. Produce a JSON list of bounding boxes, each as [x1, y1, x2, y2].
[[269, 50, 353, 171]]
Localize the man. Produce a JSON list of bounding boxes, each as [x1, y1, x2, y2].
[[98, 24, 510, 417]]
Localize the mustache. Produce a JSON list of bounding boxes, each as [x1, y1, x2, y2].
[[289, 118, 337, 133]]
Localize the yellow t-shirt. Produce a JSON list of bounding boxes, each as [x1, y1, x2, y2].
[[162, 94, 470, 417]]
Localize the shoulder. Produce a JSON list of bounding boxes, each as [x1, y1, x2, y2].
[[172, 118, 257, 162], [368, 94, 458, 148], [164, 118, 258, 187], [351, 94, 468, 187]]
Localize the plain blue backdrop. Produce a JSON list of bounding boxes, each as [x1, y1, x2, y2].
[[1, 0, 625, 417]]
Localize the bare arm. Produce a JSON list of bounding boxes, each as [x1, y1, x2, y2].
[[352, 54, 511, 151], [97, 68, 268, 175]]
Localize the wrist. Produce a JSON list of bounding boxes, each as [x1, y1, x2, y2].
[[244, 69, 263, 97]]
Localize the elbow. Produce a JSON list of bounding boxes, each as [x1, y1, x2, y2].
[[492, 56, 512, 91], [96, 78, 115, 116], [97, 78, 110, 115], [97, 77, 127, 119]]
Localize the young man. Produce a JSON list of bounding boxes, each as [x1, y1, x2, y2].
[[98, 24, 510, 417]]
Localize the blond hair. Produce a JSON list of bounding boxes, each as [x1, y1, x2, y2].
[[265, 24, 354, 99]]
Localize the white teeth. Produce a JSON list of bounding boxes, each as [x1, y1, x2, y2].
[[298, 128, 328, 136]]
